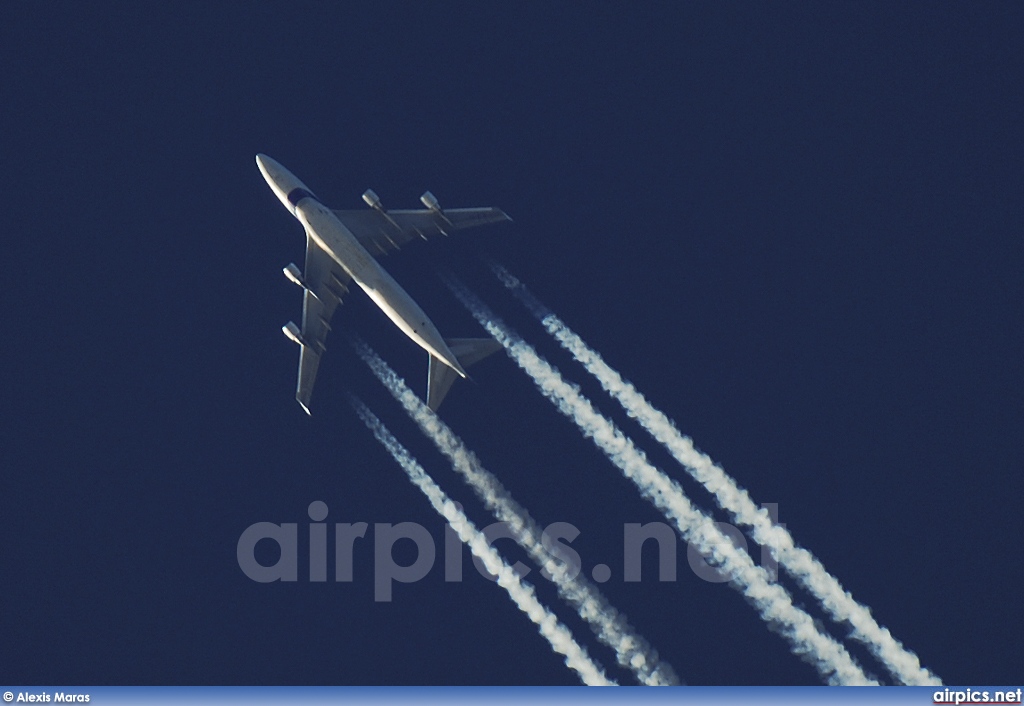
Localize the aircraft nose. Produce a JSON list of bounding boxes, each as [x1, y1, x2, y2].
[[255, 153, 310, 214], [256, 153, 303, 191], [256, 153, 282, 185]]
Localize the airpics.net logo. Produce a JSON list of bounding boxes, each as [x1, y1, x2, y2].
[[933, 688, 1023, 705], [237, 500, 785, 601]]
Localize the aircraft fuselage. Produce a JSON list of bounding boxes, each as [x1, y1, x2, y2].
[[257, 154, 466, 377], [299, 201, 465, 375]]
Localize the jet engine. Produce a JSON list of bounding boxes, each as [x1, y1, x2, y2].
[[420, 191, 441, 211], [362, 189, 383, 210], [362, 188, 402, 231], [283, 263, 305, 288], [420, 190, 452, 228], [282, 321, 305, 347]]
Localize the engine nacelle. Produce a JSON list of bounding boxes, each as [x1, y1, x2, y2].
[[282, 321, 305, 347], [362, 188, 383, 210], [420, 190, 452, 230], [420, 191, 441, 211], [283, 262, 305, 288]]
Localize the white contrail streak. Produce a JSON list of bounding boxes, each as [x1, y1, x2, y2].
[[349, 397, 616, 686], [349, 337, 680, 686], [488, 261, 942, 687], [444, 276, 878, 686]]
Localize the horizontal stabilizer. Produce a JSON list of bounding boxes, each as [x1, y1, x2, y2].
[[427, 337, 502, 411], [446, 337, 502, 368]]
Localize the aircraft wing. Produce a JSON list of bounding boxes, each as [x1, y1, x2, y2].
[[332, 205, 510, 256], [293, 232, 351, 413]]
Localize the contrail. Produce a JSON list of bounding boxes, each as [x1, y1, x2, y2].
[[349, 336, 680, 686], [444, 276, 878, 686], [488, 261, 942, 687], [349, 396, 616, 686]]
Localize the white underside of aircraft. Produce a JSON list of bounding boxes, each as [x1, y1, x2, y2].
[[256, 154, 508, 414]]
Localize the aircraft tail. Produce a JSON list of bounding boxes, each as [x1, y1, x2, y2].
[[427, 337, 502, 411]]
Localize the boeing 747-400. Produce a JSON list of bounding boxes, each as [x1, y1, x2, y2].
[[256, 154, 507, 414]]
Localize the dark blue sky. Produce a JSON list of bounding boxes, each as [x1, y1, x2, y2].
[[2, 2, 1021, 687]]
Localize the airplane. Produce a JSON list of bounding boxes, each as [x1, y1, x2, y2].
[[256, 154, 508, 414]]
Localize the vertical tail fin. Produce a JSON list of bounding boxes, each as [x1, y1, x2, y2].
[[427, 337, 502, 411]]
